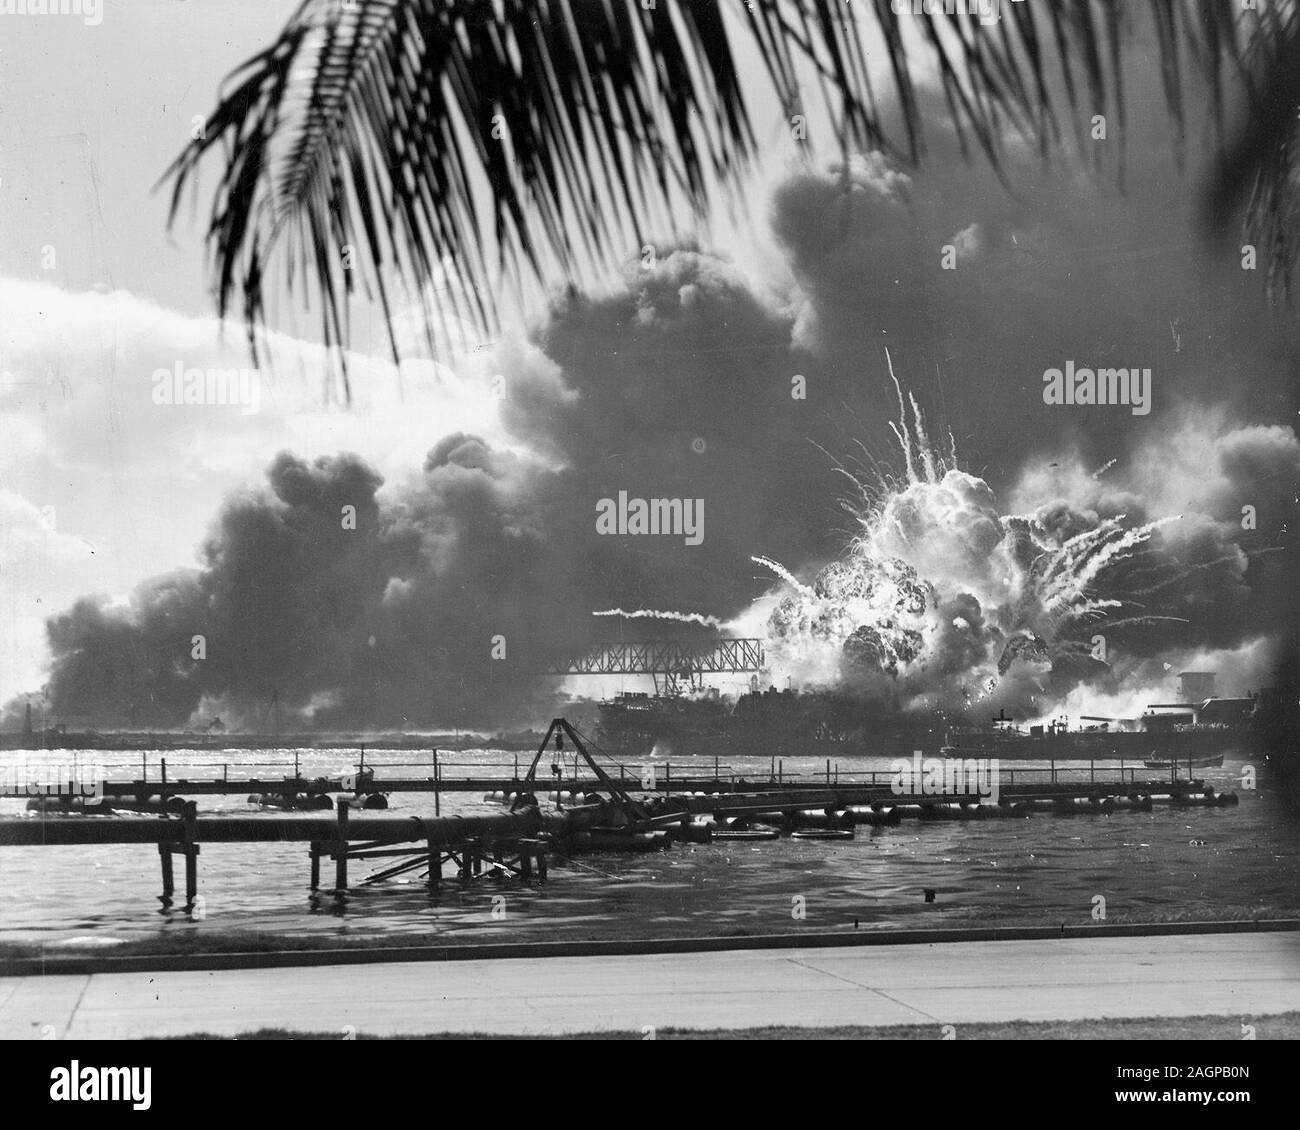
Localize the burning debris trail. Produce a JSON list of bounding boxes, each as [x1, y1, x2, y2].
[[593, 609, 726, 629], [750, 354, 1257, 719], [751, 556, 813, 596]]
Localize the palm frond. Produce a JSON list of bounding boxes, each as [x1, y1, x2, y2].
[[163, 0, 1271, 390], [1204, 4, 1300, 301]]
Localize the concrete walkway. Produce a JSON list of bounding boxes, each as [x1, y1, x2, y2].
[[2, 932, 1297, 1038]]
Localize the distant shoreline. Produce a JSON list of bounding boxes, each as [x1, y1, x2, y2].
[[0, 732, 548, 752]]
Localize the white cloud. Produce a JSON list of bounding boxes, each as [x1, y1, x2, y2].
[[0, 489, 96, 698]]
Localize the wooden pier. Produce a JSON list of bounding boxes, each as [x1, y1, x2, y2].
[[0, 751, 1220, 804], [0, 802, 561, 912], [0, 719, 1239, 914]]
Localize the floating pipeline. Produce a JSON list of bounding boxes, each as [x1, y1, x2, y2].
[[546, 791, 595, 805], [483, 790, 599, 806], [671, 781, 1230, 814], [1171, 787, 1238, 807], [1110, 794, 1155, 812], [247, 792, 335, 811], [747, 808, 857, 831], [915, 802, 988, 821], [24, 794, 187, 816], [566, 829, 671, 852], [843, 806, 903, 826]]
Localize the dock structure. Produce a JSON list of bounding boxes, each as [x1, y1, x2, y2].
[[0, 742, 1222, 807], [0, 803, 563, 912], [0, 718, 1239, 912]]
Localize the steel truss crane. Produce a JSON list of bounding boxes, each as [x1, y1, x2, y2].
[[544, 638, 765, 693]]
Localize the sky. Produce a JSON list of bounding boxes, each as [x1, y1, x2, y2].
[[1, 1, 1297, 732]]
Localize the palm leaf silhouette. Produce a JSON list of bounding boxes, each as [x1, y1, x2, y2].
[[162, 0, 1283, 392]]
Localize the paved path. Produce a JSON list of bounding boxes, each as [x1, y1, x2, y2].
[[2, 933, 1297, 1038]]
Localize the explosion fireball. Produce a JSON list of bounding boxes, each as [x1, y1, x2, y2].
[[756, 352, 1190, 714]]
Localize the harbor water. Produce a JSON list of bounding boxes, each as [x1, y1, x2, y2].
[[1, 747, 1296, 949]]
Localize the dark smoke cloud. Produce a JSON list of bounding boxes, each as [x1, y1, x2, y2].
[[22, 250, 849, 729], [767, 87, 1300, 487]]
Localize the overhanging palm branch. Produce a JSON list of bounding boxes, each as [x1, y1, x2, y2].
[[162, 0, 1279, 393]]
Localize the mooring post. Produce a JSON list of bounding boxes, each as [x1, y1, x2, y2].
[[335, 799, 350, 892], [519, 839, 534, 883], [433, 749, 440, 817], [157, 842, 174, 905], [427, 840, 440, 891], [182, 801, 199, 910], [459, 841, 474, 884], [160, 758, 168, 810], [309, 842, 321, 890]]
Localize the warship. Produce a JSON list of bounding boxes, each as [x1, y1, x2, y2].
[[594, 671, 1275, 761]]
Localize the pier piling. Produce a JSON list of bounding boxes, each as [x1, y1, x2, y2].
[[157, 843, 173, 905], [427, 840, 440, 890], [335, 800, 350, 892]]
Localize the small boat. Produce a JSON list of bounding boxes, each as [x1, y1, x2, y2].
[[712, 828, 780, 841], [1143, 754, 1224, 769], [790, 828, 854, 841]]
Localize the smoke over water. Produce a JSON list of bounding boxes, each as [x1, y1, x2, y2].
[[10, 132, 1300, 734]]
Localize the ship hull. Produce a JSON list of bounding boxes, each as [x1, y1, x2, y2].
[[596, 692, 1263, 762]]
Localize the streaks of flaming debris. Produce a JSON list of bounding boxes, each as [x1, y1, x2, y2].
[[593, 609, 726, 629], [750, 556, 813, 596], [752, 356, 1199, 708]]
